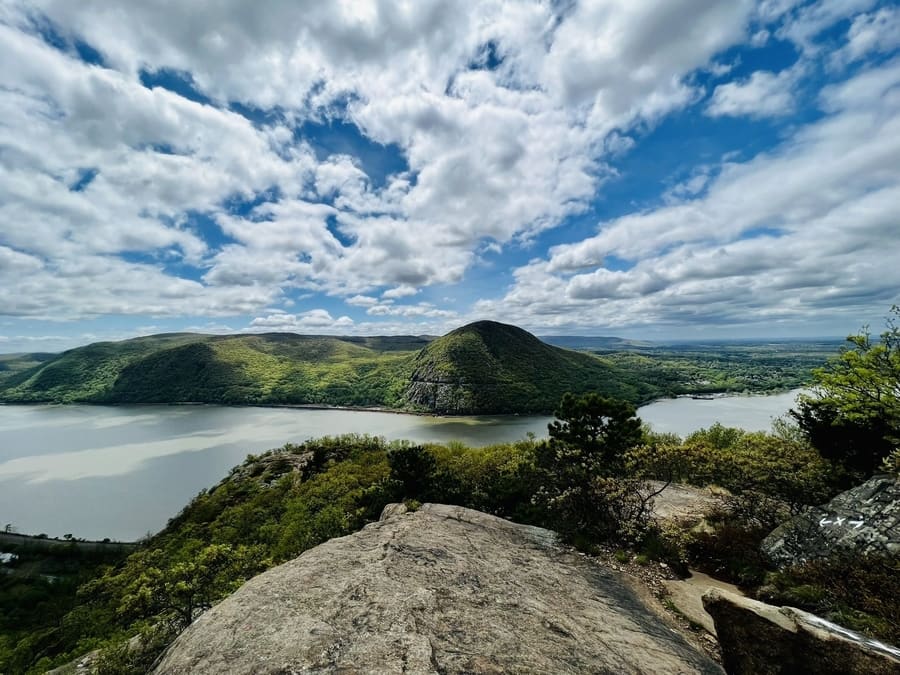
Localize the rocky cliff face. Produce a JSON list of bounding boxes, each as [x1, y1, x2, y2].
[[153, 504, 722, 674], [762, 475, 900, 567], [403, 371, 481, 414]]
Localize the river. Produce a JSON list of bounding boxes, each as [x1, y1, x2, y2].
[[0, 389, 803, 540]]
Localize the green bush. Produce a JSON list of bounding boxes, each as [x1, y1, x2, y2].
[[386, 444, 438, 500], [628, 423, 833, 518], [791, 306, 900, 483], [682, 510, 771, 587], [881, 448, 900, 477]]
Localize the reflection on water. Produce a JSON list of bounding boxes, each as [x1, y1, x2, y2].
[[0, 405, 550, 539], [638, 389, 805, 436], [0, 391, 802, 540]]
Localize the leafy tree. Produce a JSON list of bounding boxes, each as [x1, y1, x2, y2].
[[91, 543, 270, 633], [791, 306, 900, 482]]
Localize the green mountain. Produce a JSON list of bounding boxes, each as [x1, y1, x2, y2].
[[402, 320, 656, 413], [0, 321, 699, 412], [0, 333, 427, 407]]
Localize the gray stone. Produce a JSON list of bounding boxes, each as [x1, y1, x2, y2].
[[703, 587, 900, 674], [153, 504, 723, 674], [761, 475, 900, 568]]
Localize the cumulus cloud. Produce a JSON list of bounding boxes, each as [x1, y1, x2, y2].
[[831, 6, 900, 68], [776, 0, 878, 53], [478, 58, 900, 334], [0, 0, 763, 322], [365, 302, 457, 319], [0, 0, 894, 339], [249, 310, 354, 332], [706, 66, 802, 118]]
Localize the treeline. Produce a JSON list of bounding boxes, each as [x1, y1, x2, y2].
[[595, 339, 840, 397]]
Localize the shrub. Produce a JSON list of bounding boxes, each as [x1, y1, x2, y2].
[[790, 306, 900, 483], [683, 509, 771, 587], [881, 448, 900, 477], [628, 424, 833, 518], [534, 475, 658, 548], [386, 444, 437, 500]]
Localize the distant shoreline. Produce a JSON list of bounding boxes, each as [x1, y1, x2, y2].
[[0, 386, 807, 416], [0, 530, 138, 549], [0, 400, 454, 418]]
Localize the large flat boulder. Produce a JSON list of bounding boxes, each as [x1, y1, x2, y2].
[[703, 588, 900, 674], [153, 504, 722, 674], [645, 481, 723, 522], [761, 475, 900, 567]]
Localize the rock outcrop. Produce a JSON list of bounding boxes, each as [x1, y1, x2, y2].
[[153, 504, 722, 674], [645, 481, 724, 523], [703, 588, 900, 674], [662, 571, 743, 635], [761, 475, 900, 567]]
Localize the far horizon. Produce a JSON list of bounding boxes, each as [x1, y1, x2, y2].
[[0, 321, 849, 356], [2, 3, 898, 354]]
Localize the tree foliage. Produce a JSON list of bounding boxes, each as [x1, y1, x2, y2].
[[791, 306, 900, 481], [545, 392, 643, 477], [535, 393, 652, 545]]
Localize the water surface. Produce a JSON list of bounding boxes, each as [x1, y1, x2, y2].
[[0, 405, 550, 540], [639, 389, 804, 436]]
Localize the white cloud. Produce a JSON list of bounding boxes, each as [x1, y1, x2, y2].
[[477, 59, 900, 334], [249, 309, 354, 332], [706, 66, 802, 118], [345, 295, 379, 307], [831, 6, 900, 68], [366, 302, 457, 319], [382, 285, 419, 300], [0, 0, 893, 338], [0, 0, 764, 323], [777, 0, 878, 53]]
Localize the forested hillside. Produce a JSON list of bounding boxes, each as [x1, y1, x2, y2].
[[0, 322, 838, 413], [0, 333, 427, 408], [405, 321, 661, 413]]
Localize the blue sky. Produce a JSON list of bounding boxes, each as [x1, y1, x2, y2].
[[1, 0, 899, 352]]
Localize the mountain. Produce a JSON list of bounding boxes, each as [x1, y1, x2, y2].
[[0, 333, 428, 407], [403, 320, 653, 414], [0, 322, 661, 412]]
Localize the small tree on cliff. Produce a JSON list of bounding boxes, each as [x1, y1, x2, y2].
[[543, 392, 643, 477], [534, 393, 650, 545]]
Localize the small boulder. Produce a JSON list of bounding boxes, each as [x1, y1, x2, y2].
[[662, 571, 743, 635], [702, 587, 900, 674], [761, 475, 900, 568]]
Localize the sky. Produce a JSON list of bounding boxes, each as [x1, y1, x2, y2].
[[1, 0, 899, 353]]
